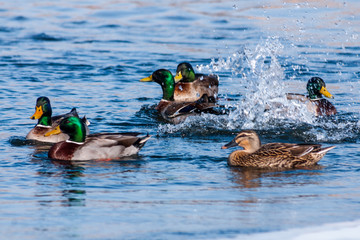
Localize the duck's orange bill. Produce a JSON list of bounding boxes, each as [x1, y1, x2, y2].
[[30, 106, 43, 120], [140, 75, 153, 82], [44, 126, 61, 137], [320, 86, 334, 99], [174, 72, 183, 83]]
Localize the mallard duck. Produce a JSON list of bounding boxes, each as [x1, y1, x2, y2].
[[46, 116, 151, 161], [140, 69, 217, 124], [174, 62, 219, 102], [222, 130, 335, 168], [286, 77, 336, 116], [26, 96, 89, 143]]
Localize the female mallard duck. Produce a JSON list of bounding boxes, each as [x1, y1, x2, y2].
[[222, 130, 335, 168], [173, 62, 219, 103], [26, 96, 89, 143], [140, 69, 217, 124], [46, 116, 151, 161], [286, 77, 336, 116]]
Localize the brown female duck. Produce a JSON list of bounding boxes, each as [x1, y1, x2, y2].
[[174, 62, 219, 103], [222, 130, 335, 168]]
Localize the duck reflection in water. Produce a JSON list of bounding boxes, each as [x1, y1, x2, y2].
[[229, 166, 323, 189]]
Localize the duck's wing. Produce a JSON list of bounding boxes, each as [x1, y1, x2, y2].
[[167, 101, 217, 118], [86, 133, 142, 148], [195, 74, 219, 86], [70, 133, 150, 160], [260, 143, 322, 157], [51, 108, 79, 126], [286, 93, 308, 102]]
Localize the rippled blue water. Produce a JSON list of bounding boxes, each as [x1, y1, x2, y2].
[[1, 0, 360, 239]]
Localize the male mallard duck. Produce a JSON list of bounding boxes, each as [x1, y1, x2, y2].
[[140, 69, 217, 124], [26, 96, 89, 143], [286, 77, 336, 116], [173, 62, 219, 102], [222, 130, 335, 168], [46, 116, 151, 161]]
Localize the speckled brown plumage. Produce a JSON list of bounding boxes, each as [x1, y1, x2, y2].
[[174, 75, 219, 102], [222, 130, 335, 168]]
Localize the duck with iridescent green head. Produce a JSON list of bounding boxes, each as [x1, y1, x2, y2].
[[46, 116, 150, 161], [286, 77, 337, 116], [140, 69, 217, 124], [26, 96, 90, 143], [174, 62, 219, 103]]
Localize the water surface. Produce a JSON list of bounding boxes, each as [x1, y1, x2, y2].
[[1, 0, 360, 239]]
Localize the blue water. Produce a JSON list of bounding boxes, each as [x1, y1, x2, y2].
[[1, 0, 360, 239]]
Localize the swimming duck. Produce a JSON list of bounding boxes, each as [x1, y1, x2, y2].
[[286, 77, 336, 116], [222, 130, 335, 168], [46, 116, 151, 161], [174, 62, 219, 103], [140, 69, 217, 124], [26, 96, 89, 143]]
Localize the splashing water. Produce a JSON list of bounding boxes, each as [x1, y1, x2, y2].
[[210, 37, 314, 129], [156, 37, 360, 142], [159, 38, 313, 134]]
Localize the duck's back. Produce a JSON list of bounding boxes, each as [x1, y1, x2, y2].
[[229, 143, 324, 168], [174, 74, 219, 102]]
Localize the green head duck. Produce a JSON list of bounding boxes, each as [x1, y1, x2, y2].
[[30, 96, 52, 126], [45, 116, 86, 143], [140, 69, 175, 101], [174, 62, 196, 83], [307, 77, 334, 100]]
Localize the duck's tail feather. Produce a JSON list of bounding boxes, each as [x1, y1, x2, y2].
[[318, 146, 336, 155], [134, 134, 151, 149], [82, 115, 90, 126]]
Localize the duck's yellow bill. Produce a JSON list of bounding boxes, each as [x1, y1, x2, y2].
[[44, 126, 61, 137], [30, 106, 43, 120], [174, 72, 183, 83], [320, 86, 334, 99], [140, 75, 153, 82]]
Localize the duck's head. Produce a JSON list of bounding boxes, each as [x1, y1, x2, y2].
[[140, 69, 175, 101], [221, 130, 261, 153], [174, 62, 196, 83], [45, 116, 86, 143], [307, 77, 334, 100], [31, 96, 52, 126]]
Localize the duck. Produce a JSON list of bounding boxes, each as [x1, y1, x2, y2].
[[286, 77, 336, 116], [221, 130, 335, 168], [140, 69, 217, 124], [174, 62, 219, 103], [46, 116, 151, 161], [26, 96, 90, 143]]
